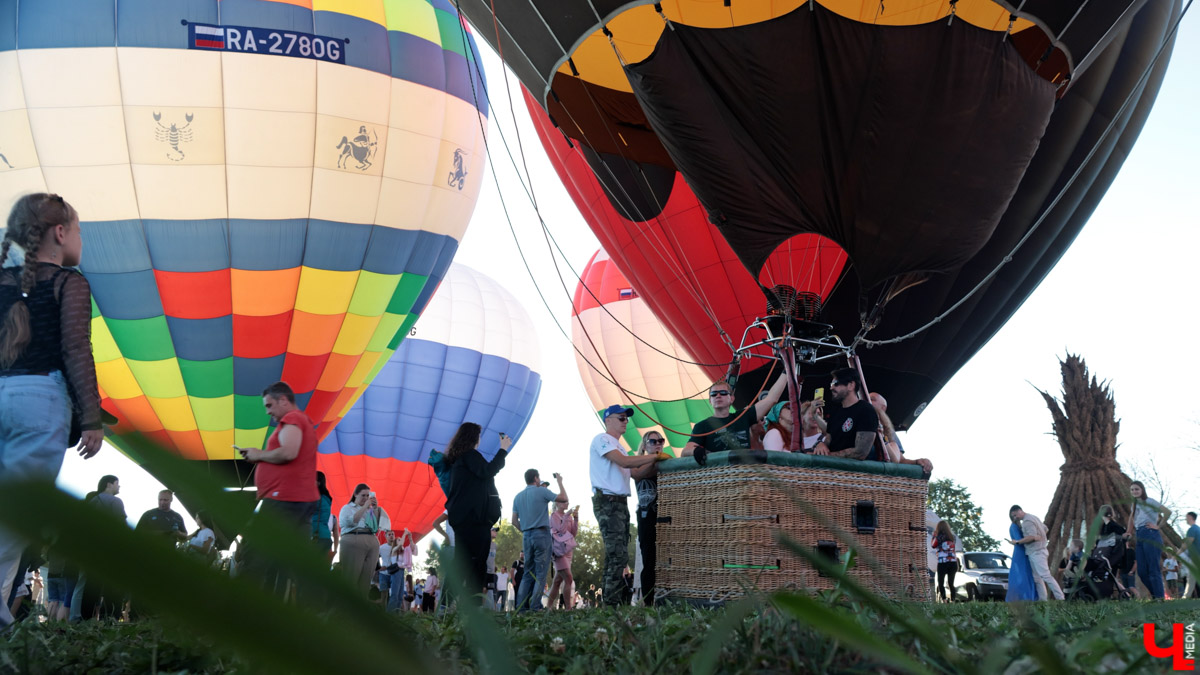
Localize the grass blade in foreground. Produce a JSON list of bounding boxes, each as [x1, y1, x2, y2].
[[0, 479, 442, 674]]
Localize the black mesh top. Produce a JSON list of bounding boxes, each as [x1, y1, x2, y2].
[[0, 263, 102, 431]]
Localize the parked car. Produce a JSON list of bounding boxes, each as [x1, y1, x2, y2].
[[955, 552, 1010, 601]]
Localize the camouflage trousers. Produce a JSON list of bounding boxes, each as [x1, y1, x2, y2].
[[593, 490, 630, 607]]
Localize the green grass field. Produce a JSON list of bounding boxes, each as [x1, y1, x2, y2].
[[2, 599, 1195, 674]]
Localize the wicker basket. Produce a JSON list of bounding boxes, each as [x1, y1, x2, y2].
[[655, 452, 931, 603]]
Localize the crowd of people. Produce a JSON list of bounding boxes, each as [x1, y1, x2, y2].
[[925, 485, 1198, 606], [679, 368, 934, 475], [2, 192, 1194, 630]]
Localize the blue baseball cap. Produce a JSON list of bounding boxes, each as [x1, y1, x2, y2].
[[602, 405, 634, 420]]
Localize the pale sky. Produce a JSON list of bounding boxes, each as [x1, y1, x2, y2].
[[61, 11, 1200, 548]]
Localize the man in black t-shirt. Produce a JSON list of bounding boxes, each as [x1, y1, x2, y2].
[[812, 368, 880, 461], [683, 375, 789, 465], [135, 490, 188, 542]]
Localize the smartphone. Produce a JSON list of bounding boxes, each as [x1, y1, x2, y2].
[[369, 491, 377, 500], [814, 388, 825, 401]]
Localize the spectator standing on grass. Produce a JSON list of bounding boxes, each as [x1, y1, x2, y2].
[[931, 521, 958, 602], [590, 405, 660, 606], [494, 566, 509, 610], [422, 569, 439, 613], [1007, 506, 1063, 600], [312, 472, 336, 562], [235, 381, 320, 596], [1183, 512, 1199, 599], [445, 423, 510, 601], [631, 431, 662, 604], [513, 468, 565, 611], [1005, 515, 1036, 602], [187, 511, 216, 558], [338, 483, 390, 598], [511, 554, 524, 604], [135, 490, 187, 543], [1163, 553, 1179, 597], [44, 551, 77, 621], [0, 193, 104, 630], [1098, 505, 1135, 593], [1130, 480, 1169, 600], [378, 529, 404, 612], [72, 475, 126, 621], [547, 495, 579, 611]]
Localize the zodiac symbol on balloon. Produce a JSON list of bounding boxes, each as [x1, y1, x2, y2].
[[337, 126, 378, 171], [153, 112, 194, 162], [447, 148, 468, 191], [0, 151, 12, 169]]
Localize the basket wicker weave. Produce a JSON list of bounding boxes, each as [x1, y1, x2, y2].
[[655, 452, 931, 603]]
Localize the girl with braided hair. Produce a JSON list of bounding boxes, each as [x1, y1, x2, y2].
[[0, 193, 103, 628]]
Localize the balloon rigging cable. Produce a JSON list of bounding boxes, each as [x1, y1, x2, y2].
[[447, 10, 727, 414], [450, 7, 797, 438], [450, 3, 736, 374]]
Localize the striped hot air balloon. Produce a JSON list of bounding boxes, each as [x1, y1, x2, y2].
[[0, 0, 489, 486], [571, 249, 712, 456], [319, 263, 541, 536]]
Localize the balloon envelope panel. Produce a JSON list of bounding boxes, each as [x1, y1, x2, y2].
[[318, 263, 542, 536], [0, 0, 490, 467], [572, 249, 713, 455]]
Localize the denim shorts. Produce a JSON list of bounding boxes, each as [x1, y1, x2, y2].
[[46, 575, 76, 606], [0, 370, 71, 482]]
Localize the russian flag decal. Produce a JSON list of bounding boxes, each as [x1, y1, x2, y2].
[[194, 25, 224, 49]]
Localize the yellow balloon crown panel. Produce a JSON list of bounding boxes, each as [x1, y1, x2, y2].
[[0, 0, 489, 467]]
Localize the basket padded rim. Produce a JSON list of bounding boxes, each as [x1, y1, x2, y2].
[[657, 451, 926, 479]]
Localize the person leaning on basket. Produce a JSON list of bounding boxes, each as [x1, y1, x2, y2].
[[589, 405, 663, 607], [681, 376, 788, 465]]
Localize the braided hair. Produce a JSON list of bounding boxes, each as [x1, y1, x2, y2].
[[1, 193, 77, 367]]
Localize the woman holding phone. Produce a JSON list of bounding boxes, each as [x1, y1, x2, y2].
[[338, 483, 391, 596], [444, 423, 511, 601]]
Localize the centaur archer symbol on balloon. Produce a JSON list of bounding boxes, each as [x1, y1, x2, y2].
[[337, 126, 378, 170], [447, 148, 467, 190], [153, 112, 194, 162]]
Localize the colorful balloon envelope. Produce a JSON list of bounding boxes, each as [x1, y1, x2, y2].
[[497, 0, 1181, 427], [318, 263, 542, 537], [572, 249, 712, 456], [0, 0, 490, 483]]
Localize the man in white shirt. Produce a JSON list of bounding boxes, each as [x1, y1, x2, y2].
[[1007, 505, 1063, 600], [590, 405, 659, 607], [378, 530, 403, 613]]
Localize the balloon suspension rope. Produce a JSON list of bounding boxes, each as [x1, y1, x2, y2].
[[849, 353, 890, 463], [779, 333, 803, 453]]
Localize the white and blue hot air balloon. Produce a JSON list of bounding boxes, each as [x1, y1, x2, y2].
[[317, 263, 541, 536]]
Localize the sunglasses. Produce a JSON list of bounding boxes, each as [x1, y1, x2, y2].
[[647, 438, 665, 445], [710, 390, 731, 397]]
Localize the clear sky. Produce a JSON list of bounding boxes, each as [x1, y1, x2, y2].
[[60, 10, 1200, 547]]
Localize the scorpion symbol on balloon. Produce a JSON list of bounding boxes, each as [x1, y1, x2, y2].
[[153, 112, 194, 162]]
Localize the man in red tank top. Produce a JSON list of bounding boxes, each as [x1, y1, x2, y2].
[[234, 381, 319, 595]]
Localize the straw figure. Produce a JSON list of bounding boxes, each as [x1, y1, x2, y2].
[[1037, 354, 1182, 569]]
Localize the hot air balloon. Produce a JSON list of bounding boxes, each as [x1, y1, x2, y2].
[[0, 0, 490, 486], [468, 0, 1183, 427], [317, 263, 541, 536], [572, 249, 712, 456]]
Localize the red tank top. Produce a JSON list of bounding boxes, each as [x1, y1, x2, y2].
[[255, 410, 319, 502]]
